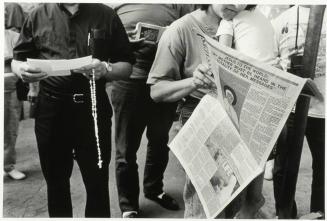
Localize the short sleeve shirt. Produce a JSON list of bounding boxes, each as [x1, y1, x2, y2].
[[147, 13, 215, 99], [5, 29, 20, 92], [13, 3, 135, 93], [5, 29, 19, 62], [217, 10, 277, 64], [216, 20, 233, 37]]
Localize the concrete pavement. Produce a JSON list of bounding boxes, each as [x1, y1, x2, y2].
[[3, 117, 314, 218]]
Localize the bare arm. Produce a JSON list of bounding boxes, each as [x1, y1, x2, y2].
[[150, 63, 214, 102], [150, 78, 195, 102], [74, 59, 132, 81]]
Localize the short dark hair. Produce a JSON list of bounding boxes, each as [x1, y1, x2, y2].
[[200, 4, 209, 11], [245, 5, 257, 11]]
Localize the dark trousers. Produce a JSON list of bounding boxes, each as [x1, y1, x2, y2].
[[273, 113, 325, 218], [110, 80, 177, 213], [35, 90, 112, 217]]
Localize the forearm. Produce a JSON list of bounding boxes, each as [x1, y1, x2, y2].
[[103, 62, 132, 81], [150, 78, 196, 103], [11, 60, 47, 83]]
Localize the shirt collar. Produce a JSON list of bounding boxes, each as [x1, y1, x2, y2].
[[57, 3, 82, 18]]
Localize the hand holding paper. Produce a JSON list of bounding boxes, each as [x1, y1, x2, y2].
[[127, 29, 146, 44], [192, 63, 215, 89], [19, 62, 48, 83], [73, 58, 107, 80], [27, 56, 93, 77]]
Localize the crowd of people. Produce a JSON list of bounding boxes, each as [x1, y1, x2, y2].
[[4, 3, 325, 219]]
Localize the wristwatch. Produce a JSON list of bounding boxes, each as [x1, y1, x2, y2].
[[102, 61, 113, 73]]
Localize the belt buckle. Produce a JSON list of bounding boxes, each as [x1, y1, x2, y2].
[[73, 94, 84, 103]]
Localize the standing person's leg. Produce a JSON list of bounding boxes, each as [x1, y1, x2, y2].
[[305, 117, 325, 213], [74, 95, 112, 217], [273, 114, 297, 218], [179, 98, 207, 218], [111, 80, 147, 214], [143, 85, 178, 209], [4, 90, 23, 177], [236, 173, 265, 218], [34, 95, 74, 217]]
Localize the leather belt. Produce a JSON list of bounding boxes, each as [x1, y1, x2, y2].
[[42, 91, 87, 103]]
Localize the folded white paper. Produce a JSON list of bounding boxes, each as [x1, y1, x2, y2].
[[27, 56, 92, 76]]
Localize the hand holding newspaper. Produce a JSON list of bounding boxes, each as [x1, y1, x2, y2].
[[135, 22, 166, 44], [27, 56, 92, 76], [169, 30, 307, 218]]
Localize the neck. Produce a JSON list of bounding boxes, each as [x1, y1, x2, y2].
[[63, 4, 79, 15], [193, 8, 221, 36]]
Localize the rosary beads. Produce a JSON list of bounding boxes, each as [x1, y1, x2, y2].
[[90, 69, 103, 169]]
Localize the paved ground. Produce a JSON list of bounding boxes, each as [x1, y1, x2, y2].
[[3, 104, 314, 218]]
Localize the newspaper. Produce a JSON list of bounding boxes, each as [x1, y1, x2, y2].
[[27, 56, 92, 76], [169, 31, 307, 218], [135, 22, 166, 44]]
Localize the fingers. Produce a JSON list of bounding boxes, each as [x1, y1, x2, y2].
[[76, 58, 100, 71], [21, 71, 47, 83], [197, 63, 210, 74], [74, 59, 100, 72], [19, 63, 47, 83], [192, 64, 215, 89], [126, 28, 137, 36], [129, 37, 145, 44], [193, 72, 212, 88], [25, 66, 42, 73], [74, 59, 105, 80], [192, 77, 208, 88], [127, 29, 138, 43]]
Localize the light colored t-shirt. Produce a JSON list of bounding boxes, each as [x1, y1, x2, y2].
[[257, 5, 290, 20], [5, 29, 19, 61], [5, 29, 19, 92], [147, 12, 216, 99], [272, 6, 326, 118], [216, 9, 277, 65]]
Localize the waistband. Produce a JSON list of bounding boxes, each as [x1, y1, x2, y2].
[[40, 88, 91, 104]]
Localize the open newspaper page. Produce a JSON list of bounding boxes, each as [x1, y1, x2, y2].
[[195, 31, 307, 167], [169, 30, 307, 218], [169, 95, 262, 218]]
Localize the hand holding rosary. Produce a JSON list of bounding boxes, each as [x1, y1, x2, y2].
[[89, 68, 102, 169]]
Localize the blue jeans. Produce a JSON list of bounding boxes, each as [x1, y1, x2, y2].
[[4, 90, 22, 172], [110, 79, 177, 213]]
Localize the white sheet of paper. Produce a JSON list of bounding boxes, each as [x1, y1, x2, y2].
[[27, 56, 92, 76]]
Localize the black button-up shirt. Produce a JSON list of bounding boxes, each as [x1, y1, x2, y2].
[[14, 3, 135, 93]]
